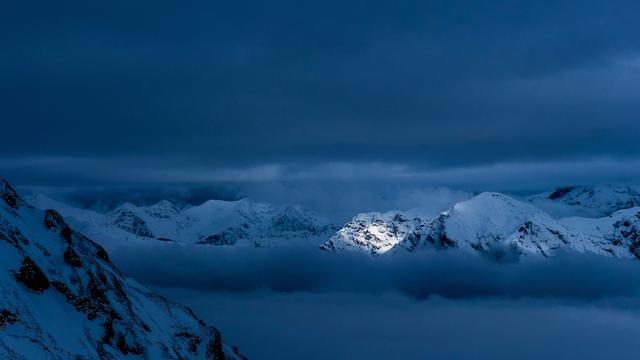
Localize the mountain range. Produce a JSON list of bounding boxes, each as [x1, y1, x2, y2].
[[23, 184, 640, 261], [324, 191, 640, 259], [26, 193, 338, 251]]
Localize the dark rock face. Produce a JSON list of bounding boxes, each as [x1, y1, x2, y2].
[[611, 213, 640, 259], [198, 228, 244, 245], [271, 208, 320, 233], [63, 247, 82, 267], [112, 210, 154, 238], [176, 331, 204, 353], [0, 309, 18, 329], [393, 213, 456, 253], [0, 218, 29, 247], [44, 209, 73, 244], [116, 333, 144, 356], [44, 209, 66, 230], [548, 186, 579, 200], [145, 200, 180, 218], [1, 179, 20, 209], [208, 328, 225, 360], [14, 257, 50, 292], [95, 244, 110, 262]]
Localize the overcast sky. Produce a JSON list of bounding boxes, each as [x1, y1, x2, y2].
[[3, 0, 640, 186]]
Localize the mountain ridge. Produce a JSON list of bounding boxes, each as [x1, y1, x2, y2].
[[527, 185, 640, 217], [23, 184, 640, 261], [0, 179, 246, 359], [27, 193, 338, 251], [325, 191, 640, 259]]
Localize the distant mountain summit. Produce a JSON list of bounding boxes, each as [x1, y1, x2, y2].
[[27, 194, 337, 250], [108, 203, 156, 238], [0, 179, 245, 359], [25, 184, 640, 261], [528, 185, 640, 217], [324, 192, 640, 260], [320, 212, 426, 255]]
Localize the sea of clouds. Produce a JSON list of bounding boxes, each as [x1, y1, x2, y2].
[[113, 244, 640, 299]]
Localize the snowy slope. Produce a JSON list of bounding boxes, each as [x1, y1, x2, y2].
[[27, 193, 337, 251], [0, 179, 245, 359], [527, 185, 640, 217], [325, 192, 640, 260]]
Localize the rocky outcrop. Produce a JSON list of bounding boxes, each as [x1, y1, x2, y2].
[[321, 212, 427, 255], [109, 208, 155, 238], [13, 257, 50, 292]]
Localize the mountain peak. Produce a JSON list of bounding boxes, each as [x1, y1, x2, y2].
[[151, 199, 178, 209], [450, 192, 540, 226], [321, 211, 425, 255], [146, 200, 180, 218], [529, 185, 640, 217], [110, 202, 138, 213]]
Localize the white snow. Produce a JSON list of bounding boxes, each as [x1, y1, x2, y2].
[[326, 191, 640, 259], [28, 194, 337, 252], [24, 185, 640, 260], [527, 185, 640, 218]]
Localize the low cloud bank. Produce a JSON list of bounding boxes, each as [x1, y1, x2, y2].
[[159, 290, 640, 360], [112, 245, 640, 299], [115, 245, 640, 358]]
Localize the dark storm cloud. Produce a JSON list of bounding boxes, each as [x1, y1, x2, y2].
[[3, 0, 640, 175]]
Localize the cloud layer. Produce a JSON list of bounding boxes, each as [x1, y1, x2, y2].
[[3, 0, 640, 173], [113, 244, 640, 299], [161, 290, 640, 360]]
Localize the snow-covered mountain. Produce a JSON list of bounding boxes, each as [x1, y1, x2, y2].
[[324, 192, 640, 260], [320, 212, 427, 255], [527, 185, 640, 217], [26, 193, 337, 251], [0, 179, 245, 359], [27, 185, 640, 261]]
